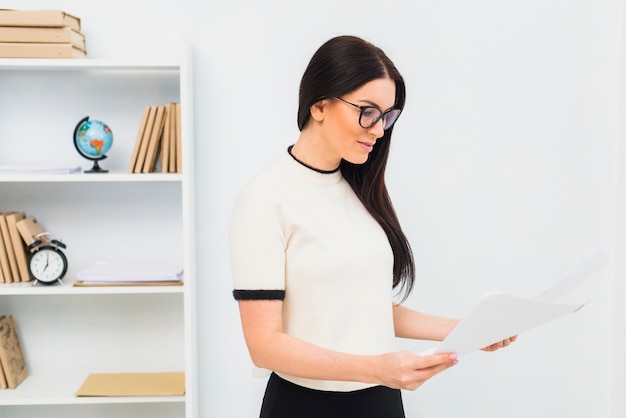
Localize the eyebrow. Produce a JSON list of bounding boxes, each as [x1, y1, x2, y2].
[[358, 99, 396, 112]]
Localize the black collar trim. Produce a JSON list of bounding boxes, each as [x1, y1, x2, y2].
[[287, 145, 340, 174]]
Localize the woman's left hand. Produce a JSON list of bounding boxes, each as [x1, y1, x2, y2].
[[481, 336, 518, 352]]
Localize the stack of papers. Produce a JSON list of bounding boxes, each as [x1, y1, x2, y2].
[[75, 260, 183, 286], [420, 245, 610, 356], [0, 165, 82, 174]]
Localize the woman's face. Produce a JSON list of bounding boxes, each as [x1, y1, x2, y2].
[[321, 77, 396, 165]]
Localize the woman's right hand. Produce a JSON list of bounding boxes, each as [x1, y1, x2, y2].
[[373, 351, 458, 391]]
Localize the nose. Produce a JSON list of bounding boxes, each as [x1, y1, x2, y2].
[[368, 117, 385, 138]]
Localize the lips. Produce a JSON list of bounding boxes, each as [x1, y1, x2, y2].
[[358, 141, 375, 152]]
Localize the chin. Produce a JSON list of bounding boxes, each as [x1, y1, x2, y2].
[[344, 154, 370, 165]]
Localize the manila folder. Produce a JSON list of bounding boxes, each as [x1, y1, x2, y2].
[[76, 372, 184, 397]]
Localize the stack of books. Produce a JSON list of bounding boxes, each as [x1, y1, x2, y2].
[[0, 9, 86, 58], [0, 212, 54, 284], [0, 212, 36, 284], [0, 315, 28, 389], [128, 103, 182, 173]]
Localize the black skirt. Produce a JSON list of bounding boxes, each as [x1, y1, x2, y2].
[[260, 373, 405, 418]]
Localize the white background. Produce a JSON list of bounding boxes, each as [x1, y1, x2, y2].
[[3, 1, 624, 417]]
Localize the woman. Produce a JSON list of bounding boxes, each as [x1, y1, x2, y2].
[[229, 35, 515, 418]]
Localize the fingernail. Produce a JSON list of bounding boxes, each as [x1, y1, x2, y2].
[[449, 354, 457, 361]]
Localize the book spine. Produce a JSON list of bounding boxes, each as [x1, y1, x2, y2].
[[0, 10, 81, 32], [0, 42, 86, 58], [0, 26, 85, 51]]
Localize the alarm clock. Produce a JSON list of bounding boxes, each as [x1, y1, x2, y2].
[[28, 237, 68, 285]]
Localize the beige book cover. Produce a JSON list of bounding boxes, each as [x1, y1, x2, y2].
[[160, 103, 173, 173], [0, 316, 28, 389], [6, 212, 30, 282], [0, 42, 86, 58], [128, 105, 153, 173], [0, 346, 8, 389], [0, 228, 6, 283], [134, 106, 157, 173], [0, 9, 81, 31], [175, 103, 182, 173], [16, 216, 45, 247], [142, 105, 167, 173], [0, 26, 85, 51], [0, 213, 17, 283], [168, 103, 178, 173]]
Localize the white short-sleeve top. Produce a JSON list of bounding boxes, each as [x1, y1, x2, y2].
[[229, 149, 396, 392]]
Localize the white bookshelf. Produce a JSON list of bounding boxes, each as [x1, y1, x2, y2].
[[0, 56, 196, 418]]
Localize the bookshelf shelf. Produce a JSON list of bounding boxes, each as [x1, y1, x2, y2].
[[0, 58, 181, 71], [0, 172, 183, 183], [0, 375, 184, 405], [0, 280, 185, 296], [0, 56, 196, 418]]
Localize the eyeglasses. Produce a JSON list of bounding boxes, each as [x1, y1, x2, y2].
[[335, 97, 401, 130]]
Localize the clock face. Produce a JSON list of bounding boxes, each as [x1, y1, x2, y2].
[[29, 247, 67, 283]]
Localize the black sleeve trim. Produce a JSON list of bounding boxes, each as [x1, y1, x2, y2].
[[233, 289, 286, 300]]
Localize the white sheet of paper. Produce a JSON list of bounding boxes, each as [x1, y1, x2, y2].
[[420, 245, 609, 356], [426, 292, 585, 355]]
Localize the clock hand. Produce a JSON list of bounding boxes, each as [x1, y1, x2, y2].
[[43, 253, 49, 272]]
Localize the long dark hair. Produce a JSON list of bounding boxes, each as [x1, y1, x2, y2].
[[297, 35, 415, 301]]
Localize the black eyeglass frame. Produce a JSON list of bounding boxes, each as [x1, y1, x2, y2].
[[334, 96, 402, 130]]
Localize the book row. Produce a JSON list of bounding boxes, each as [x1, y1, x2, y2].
[[0, 315, 28, 389], [0, 212, 48, 284], [0, 9, 86, 58], [129, 103, 182, 174]]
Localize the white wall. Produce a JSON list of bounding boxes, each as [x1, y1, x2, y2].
[[4, 1, 623, 417]]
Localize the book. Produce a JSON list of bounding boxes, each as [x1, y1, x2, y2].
[[0, 233, 3, 284], [128, 106, 152, 173], [0, 316, 28, 389], [15, 216, 45, 247], [0, 214, 17, 283], [0, 347, 8, 389], [0, 224, 10, 283], [133, 106, 157, 173], [6, 212, 30, 282], [0, 42, 86, 58], [161, 103, 173, 173], [142, 105, 167, 173], [0, 9, 81, 32], [0, 26, 85, 51], [129, 103, 180, 174], [168, 103, 178, 173], [0, 233, 4, 283], [175, 103, 182, 173], [0, 216, 10, 284]]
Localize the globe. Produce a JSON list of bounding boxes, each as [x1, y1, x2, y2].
[[73, 116, 113, 173]]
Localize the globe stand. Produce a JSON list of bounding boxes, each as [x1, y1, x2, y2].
[[85, 159, 108, 173]]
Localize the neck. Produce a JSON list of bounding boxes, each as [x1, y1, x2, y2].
[[290, 133, 341, 172]]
